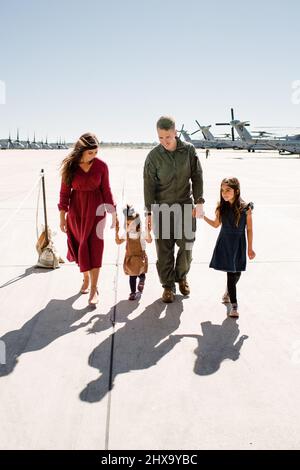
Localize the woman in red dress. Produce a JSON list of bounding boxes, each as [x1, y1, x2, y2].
[[58, 133, 116, 306]]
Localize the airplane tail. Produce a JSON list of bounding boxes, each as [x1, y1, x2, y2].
[[231, 120, 253, 141], [199, 125, 215, 141], [180, 130, 192, 142]]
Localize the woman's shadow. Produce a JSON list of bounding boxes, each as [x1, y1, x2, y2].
[[0, 266, 53, 290], [0, 293, 94, 377], [79, 297, 185, 403], [0, 293, 142, 377]]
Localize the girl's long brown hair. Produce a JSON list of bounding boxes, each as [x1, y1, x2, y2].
[[60, 132, 100, 186], [216, 177, 246, 227]]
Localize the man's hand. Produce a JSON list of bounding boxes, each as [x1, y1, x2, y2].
[[192, 204, 204, 218]]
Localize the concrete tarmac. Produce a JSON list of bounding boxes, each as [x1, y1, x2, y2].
[[0, 148, 300, 449]]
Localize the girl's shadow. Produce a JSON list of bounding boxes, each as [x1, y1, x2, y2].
[[174, 317, 248, 375]]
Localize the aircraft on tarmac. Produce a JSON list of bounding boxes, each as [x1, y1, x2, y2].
[[0, 130, 25, 149], [25, 133, 40, 149], [0, 131, 68, 150], [178, 121, 247, 150], [217, 115, 300, 155], [41, 137, 53, 150]]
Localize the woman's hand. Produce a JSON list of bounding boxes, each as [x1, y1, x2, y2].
[[60, 212, 67, 233], [248, 248, 256, 260], [111, 211, 117, 229], [115, 215, 120, 232]]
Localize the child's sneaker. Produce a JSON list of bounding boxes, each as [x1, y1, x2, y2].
[[128, 292, 137, 301], [229, 303, 239, 318], [222, 292, 231, 304], [137, 279, 145, 293]]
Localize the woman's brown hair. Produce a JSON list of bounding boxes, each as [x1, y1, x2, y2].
[[60, 132, 100, 186]]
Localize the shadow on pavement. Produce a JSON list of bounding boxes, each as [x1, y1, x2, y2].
[[80, 296, 184, 403], [0, 293, 93, 377]]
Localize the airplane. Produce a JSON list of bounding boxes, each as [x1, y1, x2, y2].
[[229, 120, 300, 155], [178, 122, 247, 150], [28, 133, 40, 149], [0, 130, 25, 149], [12, 129, 25, 149], [42, 137, 53, 149], [51, 137, 68, 149], [0, 133, 12, 149], [0, 131, 63, 150], [216, 108, 300, 155], [37, 137, 53, 150]]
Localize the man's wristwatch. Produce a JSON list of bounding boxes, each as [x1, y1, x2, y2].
[[195, 197, 205, 204]]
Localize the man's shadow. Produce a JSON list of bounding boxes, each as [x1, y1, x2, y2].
[[80, 297, 185, 403], [176, 317, 248, 376], [0, 293, 93, 377]]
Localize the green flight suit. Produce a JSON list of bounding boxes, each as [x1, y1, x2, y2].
[[143, 138, 204, 290]]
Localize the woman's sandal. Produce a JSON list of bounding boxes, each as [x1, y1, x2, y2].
[[88, 287, 99, 306], [80, 278, 90, 294]]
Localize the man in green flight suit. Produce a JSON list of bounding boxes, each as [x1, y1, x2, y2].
[[143, 116, 204, 303]]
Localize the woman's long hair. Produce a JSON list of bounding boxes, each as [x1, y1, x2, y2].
[[216, 177, 246, 227], [60, 132, 100, 186]]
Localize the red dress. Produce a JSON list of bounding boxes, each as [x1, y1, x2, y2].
[[58, 158, 115, 272]]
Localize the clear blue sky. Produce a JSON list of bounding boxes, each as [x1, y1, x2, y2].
[[0, 0, 300, 142]]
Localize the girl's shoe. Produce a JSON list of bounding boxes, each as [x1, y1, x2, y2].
[[88, 287, 99, 306], [80, 277, 90, 294], [222, 292, 231, 303], [137, 280, 145, 293], [229, 303, 239, 318], [129, 292, 137, 301]]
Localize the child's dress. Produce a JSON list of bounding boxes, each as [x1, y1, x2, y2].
[[209, 202, 253, 272], [123, 232, 148, 276]]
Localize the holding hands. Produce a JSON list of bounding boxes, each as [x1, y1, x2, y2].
[[192, 203, 204, 219]]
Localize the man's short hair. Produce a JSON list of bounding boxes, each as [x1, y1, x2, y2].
[[156, 116, 176, 130]]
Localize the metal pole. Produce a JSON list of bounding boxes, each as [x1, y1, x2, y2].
[[41, 169, 49, 245]]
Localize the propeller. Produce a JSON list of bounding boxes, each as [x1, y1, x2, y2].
[[216, 108, 250, 141], [190, 120, 212, 139], [252, 130, 274, 138], [216, 107, 236, 140], [177, 124, 185, 139], [217, 133, 231, 138]]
